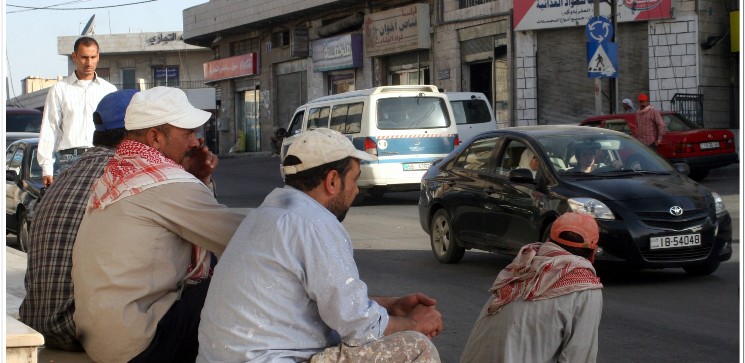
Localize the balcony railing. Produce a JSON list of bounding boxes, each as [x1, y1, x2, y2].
[[112, 80, 211, 91]]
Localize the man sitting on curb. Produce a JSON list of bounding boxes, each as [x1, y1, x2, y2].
[[460, 212, 604, 363], [197, 128, 443, 363], [20, 89, 137, 351], [72, 87, 245, 362]]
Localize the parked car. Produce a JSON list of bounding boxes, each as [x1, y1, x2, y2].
[[579, 112, 738, 181], [445, 92, 497, 142], [418, 126, 732, 275], [7, 132, 40, 144], [5, 107, 42, 133], [6, 138, 59, 252]]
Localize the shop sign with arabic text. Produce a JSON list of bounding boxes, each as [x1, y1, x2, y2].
[[514, 0, 671, 31], [364, 3, 430, 58], [203, 53, 258, 82]]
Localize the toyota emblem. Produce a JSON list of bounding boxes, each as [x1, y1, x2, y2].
[[669, 206, 684, 216]]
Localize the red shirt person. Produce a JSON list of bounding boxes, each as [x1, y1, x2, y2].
[[635, 93, 666, 149]]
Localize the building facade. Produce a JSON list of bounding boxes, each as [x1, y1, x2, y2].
[[182, 0, 739, 154]]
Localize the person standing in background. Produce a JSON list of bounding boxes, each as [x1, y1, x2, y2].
[[635, 93, 666, 150], [621, 98, 636, 113], [38, 36, 117, 187]]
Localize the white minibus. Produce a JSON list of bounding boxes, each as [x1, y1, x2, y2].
[[281, 85, 460, 199]]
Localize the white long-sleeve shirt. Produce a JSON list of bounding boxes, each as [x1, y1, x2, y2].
[[38, 72, 116, 176], [197, 187, 389, 363]]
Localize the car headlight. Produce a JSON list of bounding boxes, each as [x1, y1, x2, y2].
[[711, 191, 726, 214], [567, 198, 615, 220]]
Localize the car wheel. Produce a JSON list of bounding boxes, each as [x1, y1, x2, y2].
[[683, 262, 720, 276], [688, 168, 710, 181], [430, 209, 465, 263], [17, 210, 30, 253]]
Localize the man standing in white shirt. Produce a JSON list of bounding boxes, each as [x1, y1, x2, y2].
[[38, 36, 117, 187]]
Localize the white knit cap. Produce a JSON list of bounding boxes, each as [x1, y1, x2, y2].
[[125, 87, 211, 130], [283, 128, 376, 175]]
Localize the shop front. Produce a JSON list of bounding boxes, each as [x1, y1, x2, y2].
[[363, 3, 432, 86], [203, 53, 260, 152], [311, 33, 363, 94]]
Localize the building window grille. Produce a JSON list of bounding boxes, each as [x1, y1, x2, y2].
[[459, 0, 496, 8], [231, 38, 259, 56], [153, 66, 179, 87]]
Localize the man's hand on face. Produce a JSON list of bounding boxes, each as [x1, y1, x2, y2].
[[183, 137, 218, 184]]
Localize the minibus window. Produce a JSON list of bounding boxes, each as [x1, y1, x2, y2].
[[377, 97, 450, 129]]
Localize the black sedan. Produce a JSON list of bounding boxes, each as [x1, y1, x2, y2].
[[418, 126, 732, 275], [6, 138, 58, 251]]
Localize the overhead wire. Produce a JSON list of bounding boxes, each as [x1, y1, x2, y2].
[[7, 0, 158, 13]]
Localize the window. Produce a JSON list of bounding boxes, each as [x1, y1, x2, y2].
[[30, 149, 42, 179], [122, 68, 136, 90], [231, 38, 259, 56], [96, 67, 111, 81], [450, 99, 492, 125], [307, 107, 330, 129], [376, 97, 450, 129], [273, 30, 290, 47], [603, 120, 632, 135], [453, 137, 498, 174], [8, 145, 25, 176], [287, 111, 305, 136], [329, 102, 364, 134], [153, 66, 179, 87], [496, 140, 528, 176], [459, 0, 496, 8]]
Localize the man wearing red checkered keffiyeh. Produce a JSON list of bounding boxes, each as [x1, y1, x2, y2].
[[461, 213, 604, 363], [72, 87, 246, 363]]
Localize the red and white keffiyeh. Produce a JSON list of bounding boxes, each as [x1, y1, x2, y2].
[[87, 139, 213, 281], [487, 242, 603, 315]]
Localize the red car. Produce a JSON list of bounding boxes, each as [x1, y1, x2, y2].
[[580, 112, 738, 180]]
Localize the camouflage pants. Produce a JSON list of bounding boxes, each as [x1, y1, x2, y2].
[[310, 331, 440, 363]]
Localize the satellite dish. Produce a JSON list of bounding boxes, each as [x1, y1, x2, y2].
[[81, 14, 96, 36]]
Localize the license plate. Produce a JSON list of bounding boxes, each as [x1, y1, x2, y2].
[[700, 141, 720, 150], [403, 162, 431, 171], [650, 233, 701, 250]]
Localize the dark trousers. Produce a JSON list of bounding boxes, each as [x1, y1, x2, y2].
[[128, 277, 211, 363]]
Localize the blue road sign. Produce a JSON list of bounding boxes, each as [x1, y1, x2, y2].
[[587, 41, 618, 78], [585, 16, 614, 43]]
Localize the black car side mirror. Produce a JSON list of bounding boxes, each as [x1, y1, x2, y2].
[[509, 168, 535, 184], [6, 170, 20, 183], [673, 163, 690, 176]]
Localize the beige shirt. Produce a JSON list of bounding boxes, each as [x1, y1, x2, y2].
[[72, 182, 245, 363]]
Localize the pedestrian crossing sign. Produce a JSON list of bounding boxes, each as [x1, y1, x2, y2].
[[587, 41, 618, 78]]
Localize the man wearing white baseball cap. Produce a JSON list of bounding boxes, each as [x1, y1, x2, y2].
[[72, 87, 245, 363], [198, 128, 443, 363]]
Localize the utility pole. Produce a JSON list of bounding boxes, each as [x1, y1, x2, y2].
[[593, 0, 601, 115], [609, 0, 618, 114]]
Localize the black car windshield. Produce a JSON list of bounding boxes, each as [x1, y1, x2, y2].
[[534, 133, 675, 176]]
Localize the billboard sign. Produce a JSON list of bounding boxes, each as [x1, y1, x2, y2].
[[514, 0, 671, 31]]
